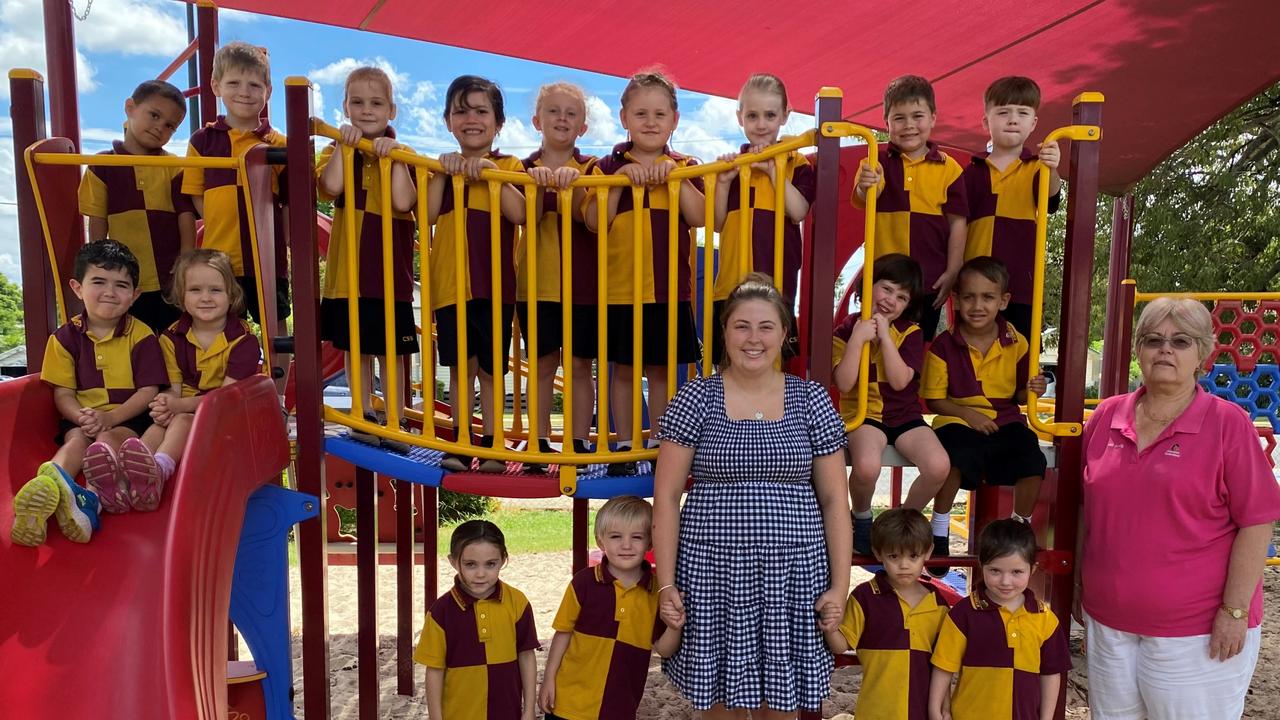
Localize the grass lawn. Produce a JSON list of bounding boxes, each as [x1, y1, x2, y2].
[[438, 506, 591, 555]]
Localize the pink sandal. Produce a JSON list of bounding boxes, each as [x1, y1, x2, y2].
[[83, 442, 130, 514], [119, 437, 164, 512]]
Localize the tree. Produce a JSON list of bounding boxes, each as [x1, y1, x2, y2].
[[0, 274, 23, 353]]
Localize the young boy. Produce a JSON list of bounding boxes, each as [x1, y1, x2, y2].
[[821, 508, 952, 720], [9, 241, 169, 547], [78, 80, 197, 333], [922, 257, 1048, 576], [961, 76, 1062, 340], [182, 41, 289, 327], [853, 74, 968, 340], [539, 496, 683, 719]]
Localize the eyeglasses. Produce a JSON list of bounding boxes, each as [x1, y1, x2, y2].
[[1139, 334, 1195, 351]]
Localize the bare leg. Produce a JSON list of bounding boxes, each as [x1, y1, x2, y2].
[[612, 363, 634, 445], [528, 350, 559, 440], [699, 705, 749, 720], [645, 364, 669, 443], [895, 426, 952, 511], [932, 469, 964, 515], [1013, 475, 1043, 519], [571, 357, 595, 442], [848, 425, 888, 514], [52, 429, 92, 477], [140, 423, 167, 453], [478, 368, 496, 436], [157, 413, 193, 460]]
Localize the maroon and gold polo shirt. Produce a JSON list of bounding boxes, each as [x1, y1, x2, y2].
[[520, 148, 598, 304], [923, 316, 1029, 429], [41, 313, 168, 411], [833, 315, 926, 427]]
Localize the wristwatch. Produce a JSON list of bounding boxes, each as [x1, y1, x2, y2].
[[1220, 604, 1247, 620]]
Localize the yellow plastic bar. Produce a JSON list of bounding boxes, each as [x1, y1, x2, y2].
[[488, 180, 505, 447], [559, 189, 575, 450], [702, 173, 717, 376], [451, 175, 472, 446], [737, 166, 752, 281], [23, 148, 70, 323], [31, 153, 238, 169], [595, 187, 611, 459], [1133, 290, 1280, 302], [772, 153, 787, 289], [1028, 123, 1102, 438], [630, 185, 645, 450], [667, 178, 680, 397], [416, 165, 436, 441], [523, 183, 540, 441], [379, 157, 399, 430], [341, 146, 364, 417]]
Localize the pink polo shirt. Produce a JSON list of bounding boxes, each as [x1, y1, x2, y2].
[[1081, 386, 1280, 637]]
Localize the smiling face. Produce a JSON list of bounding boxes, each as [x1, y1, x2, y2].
[[70, 265, 140, 326], [982, 552, 1033, 606], [124, 96, 185, 152], [1137, 318, 1201, 389], [450, 540, 505, 599], [211, 67, 270, 127], [344, 78, 396, 139], [886, 98, 936, 157], [954, 270, 1009, 333], [869, 279, 912, 324], [737, 88, 788, 147], [620, 86, 678, 155], [447, 90, 501, 155], [597, 520, 650, 574], [533, 91, 588, 151], [182, 262, 231, 327], [983, 102, 1038, 152], [723, 298, 787, 370]]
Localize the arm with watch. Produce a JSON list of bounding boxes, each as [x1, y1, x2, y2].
[[1211, 523, 1273, 661]]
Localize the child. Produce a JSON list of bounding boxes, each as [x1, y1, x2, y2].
[[821, 508, 952, 720], [9, 241, 168, 546], [78, 80, 196, 333], [182, 41, 290, 327], [520, 81, 598, 472], [583, 69, 706, 475], [832, 254, 949, 556], [414, 520, 539, 720], [316, 66, 417, 452], [928, 519, 1071, 720], [119, 249, 262, 512], [539, 496, 683, 719], [425, 75, 527, 474], [853, 74, 968, 341], [922, 257, 1048, 576], [710, 73, 816, 363], [962, 76, 1062, 340]]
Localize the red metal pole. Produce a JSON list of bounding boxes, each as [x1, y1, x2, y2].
[[1049, 93, 1104, 720], [890, 467, 903, 508], [9, 70, 55, 368], [1100, 193, 1135, 397], [808, 89, 842, 385], [284, 77, 331, 718], [572, 499, 589, 573], [197, 0, 219, 127], [157, 38, 200, 83], [356, 467, 380, 719], [1118, 280, 1136, 383], [42, 0, 80, 151], [396, 478, 414, 695]]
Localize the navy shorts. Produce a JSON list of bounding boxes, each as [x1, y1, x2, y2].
[[861, 417, 929, 446], [434, 299, 514, 376], [320, 297, 419, 356], [56, 412, 154, 445], [515, 300, 563, 358], [936, 421, 1046, 490], [237, 275, 291, 324], [129, 290, 181, 335]]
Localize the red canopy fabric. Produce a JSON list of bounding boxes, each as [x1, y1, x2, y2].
[[211, 0, 1280, 194]]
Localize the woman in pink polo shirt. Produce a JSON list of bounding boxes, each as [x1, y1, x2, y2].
[[1080, 297, 1280, 720]]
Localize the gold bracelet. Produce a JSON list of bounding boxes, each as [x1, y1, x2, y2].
[[659, 584, 675, 593]]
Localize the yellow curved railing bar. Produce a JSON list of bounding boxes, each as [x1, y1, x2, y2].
[[1027, 123, 1102, 438], [1133, 290, 1280, 303]]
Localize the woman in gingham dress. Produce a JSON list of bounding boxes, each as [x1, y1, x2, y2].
[[652, 273, 851, 717]]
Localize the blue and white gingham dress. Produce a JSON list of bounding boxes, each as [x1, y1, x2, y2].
[[657, 374, 847, 712]]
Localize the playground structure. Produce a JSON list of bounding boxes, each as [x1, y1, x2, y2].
[[4, 1, 1280, 719]]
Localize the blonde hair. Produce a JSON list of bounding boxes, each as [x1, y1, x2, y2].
[[621, 69, 678, 111], [535, 81, 587, 115], [593, 496, 653, 541], [168, 249, 245, 318], [739, 73, 789, 111], [344, 66, 394, 103], [212, 41, 271, 86], [1134, 297, 1215, 368]]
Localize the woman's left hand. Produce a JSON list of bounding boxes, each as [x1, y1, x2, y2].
[[814, 588, 846, 632], [1209, 610, 1247, 661]]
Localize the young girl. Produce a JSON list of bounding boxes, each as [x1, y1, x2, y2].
[[519, 82, 597, 473], [711, 73, 816, 363], [426, 76, 527, 473], [106, 249, 261, 513], [832, 253, 950, 557], [928, 519, 1072, 720], [583, 69, 706, 475], [316, 66, 417, 453], [414, 520, 539, 720]]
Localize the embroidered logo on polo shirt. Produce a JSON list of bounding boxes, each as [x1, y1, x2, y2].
[[1165, 443, 1182, 458]]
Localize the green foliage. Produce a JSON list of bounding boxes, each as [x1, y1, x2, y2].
[[0, 274, 24, 353], [437, 489, 494, 525]]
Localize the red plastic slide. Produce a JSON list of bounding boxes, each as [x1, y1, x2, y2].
[[0, 374, 290, 720]]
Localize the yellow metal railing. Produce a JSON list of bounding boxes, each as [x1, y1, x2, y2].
[[1133, 290, 1280, 303], [311, 117, 871, 486]]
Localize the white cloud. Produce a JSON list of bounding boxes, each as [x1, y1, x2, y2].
[[582, 95, 623, 151], [0, 26, 97, 99], [0, 144, 20, 283], [74, 0, 187, 56]]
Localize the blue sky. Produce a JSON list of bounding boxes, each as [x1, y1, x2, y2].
[[0, 0, 816, 284]]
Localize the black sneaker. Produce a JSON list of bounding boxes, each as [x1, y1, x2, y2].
[[607, 443, 636, 476], [928, 535, 950, 578], [524, 438, 556, 474], [349, 411, 382, 446], [440, 453, 472, 472], [478, 435, 507, 474], [853, 515, 873, 556], [571, 438, 593, 454]]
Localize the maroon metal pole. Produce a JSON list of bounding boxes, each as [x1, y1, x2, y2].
[[572, 499, 589, 574], [396, 479, 414, 695], [356, 467, 380, 719], [9, 70, 55, 367], [1048, 93, 1104, 720], [808, 89, 842, 385], [197, 0, 219, 127], [1100, 193, 1135, 398], [1118, 280, 1137, 383], [42, 0, 80, 151], [284, 77, 331, 718]]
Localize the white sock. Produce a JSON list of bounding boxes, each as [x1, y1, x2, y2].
[[1012, 511, 1032, 524], [931, 511, 951, 537], [853, 510, 873, 521], [155, 452, 176, 482]]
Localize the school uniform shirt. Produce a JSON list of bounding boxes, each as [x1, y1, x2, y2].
[[962, 148, 1061, 305], [182, 116, 288, 279], [589, 142, 705, 305], [838, 572, 951, 720], [851, 142, 968, 288], [931, 588, 1072, 720], [832, 315, 925, 426], [549, 559, 667, 720], [316, 127, 416, 302], [712, 145, 816, 302], [414, 578, 539, 719], [922, 317, 1029, 429], [1082, 387, 1280, 636], [77, 141, 195, 294], [519, 149, 598, 304], [159, 314, 262, 396], [428, 151, 524, 310], [41, 313, 168, 411]]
